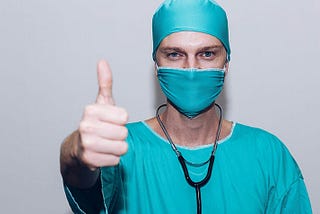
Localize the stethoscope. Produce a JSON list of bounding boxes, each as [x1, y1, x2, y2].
[[156, 103, 223, 214]]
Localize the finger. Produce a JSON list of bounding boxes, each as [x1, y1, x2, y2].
[[83, 139, 128, 156], [96, 60, 114, 105], [80, 120, 128, 141], [83, 104, 128, 125], [81, 151, 121, 168]]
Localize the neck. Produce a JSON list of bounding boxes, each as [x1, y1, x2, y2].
[[158, 103, 222, 147]]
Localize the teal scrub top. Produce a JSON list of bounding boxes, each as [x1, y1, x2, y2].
[[64, 122, 312, 213]]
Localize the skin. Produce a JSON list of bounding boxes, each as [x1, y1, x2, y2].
[[60, 61, 129, 188], [60, 31, 232, 189], [147, 31, 232, 147]]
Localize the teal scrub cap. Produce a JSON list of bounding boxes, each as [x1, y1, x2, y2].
[[152, 0, 231, 61]]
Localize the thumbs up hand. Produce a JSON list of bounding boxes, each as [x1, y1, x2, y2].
[[75, 60, 129, 169]]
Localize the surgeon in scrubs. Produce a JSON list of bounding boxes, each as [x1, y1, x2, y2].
[[60, 0, 312, 213]]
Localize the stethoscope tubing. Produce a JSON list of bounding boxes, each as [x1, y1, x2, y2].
[[156, 103, 223, 214]]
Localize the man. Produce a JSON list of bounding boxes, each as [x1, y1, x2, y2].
[[60, 0, 312, 213]]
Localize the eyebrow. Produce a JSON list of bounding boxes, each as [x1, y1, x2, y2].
[[159, 45, 224, 53], [198, 45, 224, 52], [159, 47, 185, 53]]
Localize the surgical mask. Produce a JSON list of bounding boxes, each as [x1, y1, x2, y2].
[[157, 66, 225, 118]]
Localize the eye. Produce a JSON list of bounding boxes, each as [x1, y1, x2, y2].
[[167, 52, 180, 58], [201, 51, 215, 58], [166, 52, 183, 60]]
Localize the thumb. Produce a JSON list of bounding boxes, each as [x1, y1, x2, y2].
[[96, 60, 114, 105]]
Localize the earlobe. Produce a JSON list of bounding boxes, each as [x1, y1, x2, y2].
[[154, 63, 158, 76], [224, 62, 229, 76]]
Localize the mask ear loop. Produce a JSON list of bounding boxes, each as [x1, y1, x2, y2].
[[155, 63, 160, 71], [222, 56, 230, 76], [155, 63, 161, 76]]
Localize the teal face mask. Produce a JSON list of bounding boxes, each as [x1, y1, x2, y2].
[[157, 66, 225, 118]]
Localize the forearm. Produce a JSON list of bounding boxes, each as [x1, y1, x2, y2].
[[60, 130, 100, 189]]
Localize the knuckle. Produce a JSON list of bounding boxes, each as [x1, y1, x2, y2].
[[79, 121, 93, 134], [120, 127, 128, 139], [78, 121, 86, 133], [81, 138, 92, 150], [79, 151, 91, 166], [81, 152, 99, 169], [120, 109, 129, 123], [84, 105, 96, 117], [82, 152, 100, 168], [109, 156, 120, 165], [119, 142, 128, 154]]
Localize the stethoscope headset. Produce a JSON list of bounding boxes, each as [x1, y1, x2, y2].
[[156, 103, 223, 214]]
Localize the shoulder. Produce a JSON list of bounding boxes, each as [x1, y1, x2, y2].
[[234, 122, 303, 188], [126, 121, 144, 131], [234, 123, 278, 139], [232, 122, 301, 175], [125, 121, 150, 139], [232, 122, 285, 150], [124, 121, 160, 150], [232, 123, 297, 155]]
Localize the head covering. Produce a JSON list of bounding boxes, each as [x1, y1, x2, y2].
[[152, 0, 231, 61]]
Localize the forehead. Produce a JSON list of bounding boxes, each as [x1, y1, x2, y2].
[[159, 31, 223, 49]]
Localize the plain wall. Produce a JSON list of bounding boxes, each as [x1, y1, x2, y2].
[[0, 0, 319, 213]]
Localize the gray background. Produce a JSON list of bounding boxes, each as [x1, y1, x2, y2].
[[0, 0, 319, 213]]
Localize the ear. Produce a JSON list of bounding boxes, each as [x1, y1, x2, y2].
[[224, 61, 229, 76], [154, 62, 158, 76]]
